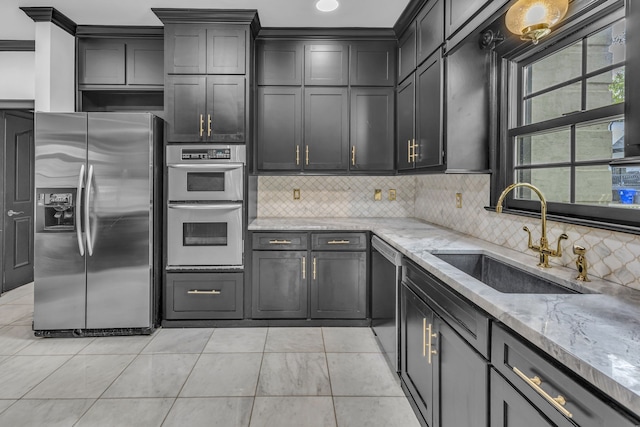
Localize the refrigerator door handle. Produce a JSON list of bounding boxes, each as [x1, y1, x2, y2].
[[76, 164, 85, 256], [85, 164, 94, 256]]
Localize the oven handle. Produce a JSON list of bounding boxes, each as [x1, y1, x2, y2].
[[167, 163, 244, 171], [168, 203, 242, 210]]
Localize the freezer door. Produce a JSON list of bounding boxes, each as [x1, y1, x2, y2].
[[33, 113, 88, 331], [86, 113, 154, 329]]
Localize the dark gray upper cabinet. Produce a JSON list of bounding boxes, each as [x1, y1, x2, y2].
[[78, 40, 126, 85], [350, 87, 395, 171], [165, 25, 246, 75], [257, 86, 302, 171], [206, 28, 246, 74], [206, 76, 245, 142], [126, 40, 164, 86], [165, 75, 206, 142], [257, 41, 303, 85], [416, 0, 444, 66], [397, 74, 416, 171], [310, 251, 366, 319], [398, 23, 417, 84], [165, 26, 207, 74], [445, 0, 490, 39], [415, 51, 444, 170], [304, 88, 349, 170], [349, 41, 397, 87], [304, 43, 349, 86]]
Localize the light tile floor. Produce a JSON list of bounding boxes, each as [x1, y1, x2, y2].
[[0, 283, 420, 427]]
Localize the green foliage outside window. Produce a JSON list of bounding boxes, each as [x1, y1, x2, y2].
[[609, 70, 625, 103]]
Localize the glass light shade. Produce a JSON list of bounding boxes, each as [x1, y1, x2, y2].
[[316, 0, 339, 12], [505, 0, 569, 44]]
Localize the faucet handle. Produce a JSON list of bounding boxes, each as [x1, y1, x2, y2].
[[553, 233, 569, 257], [522, 226, 535, 249]]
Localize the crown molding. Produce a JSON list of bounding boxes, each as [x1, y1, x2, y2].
[[75, 26, 164, 38], [152, 9, 261, 36], [20, 7, 77, 36]]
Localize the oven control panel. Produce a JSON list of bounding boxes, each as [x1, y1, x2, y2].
[[181, 148, 231, 161]]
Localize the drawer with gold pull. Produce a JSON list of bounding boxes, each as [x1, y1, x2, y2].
[[311, 232, 367, 251], [252, 232, 308, 250], [166, 272, 243, 320]]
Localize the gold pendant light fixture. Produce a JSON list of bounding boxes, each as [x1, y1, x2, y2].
[[505, 0, 569, 44]]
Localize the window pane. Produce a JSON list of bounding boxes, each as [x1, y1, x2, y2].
[[575, 165, 640, 208], [524, 82, 581, 124], [575, 118, 624, 162], [586, 67, 625, 109], [613, 166, 640, 207], [586, 20, 626, 74], [516, 168, 571, 203], [524, 40, 582, 95], [515, 128, 571, 166]]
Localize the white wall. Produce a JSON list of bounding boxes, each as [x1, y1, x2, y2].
[[0, 52, 35, 101], [34, 22, 75, 112]]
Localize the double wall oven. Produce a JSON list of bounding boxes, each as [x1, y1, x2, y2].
[[166, 145, 245, 269]]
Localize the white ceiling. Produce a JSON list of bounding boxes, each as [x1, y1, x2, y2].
[[1, 0, 411, 40]]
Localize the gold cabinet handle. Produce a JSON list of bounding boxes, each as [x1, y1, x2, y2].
[[207, 114, 212, 137], [187, 289, 221, 295], [269, 239, 291, 244], [302, 256, 306, 279], [408, 140, 412, 163], [413, 139, 418, 161], [313, 257, 317, 280], [296, 145, 300, 166], [306, 146, 309, 166], [427, 323, 437, 364], [199, 114, 204, 137], [423, 318, 427, 357], [512, 367, 573, 419], [351, 146, 356, 166], [327, 240, 350, 245]]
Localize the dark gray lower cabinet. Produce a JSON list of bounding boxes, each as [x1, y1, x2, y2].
[[252, 251, 307, 319], [311, 251, 366, 318]]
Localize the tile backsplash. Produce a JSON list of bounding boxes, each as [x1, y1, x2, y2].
[[256, 174, 640, 290]]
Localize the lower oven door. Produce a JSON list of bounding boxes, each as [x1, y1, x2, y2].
[[167, 203, 243, 267]]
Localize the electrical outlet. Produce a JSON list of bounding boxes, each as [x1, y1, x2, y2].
[[374, 189, 382, 201], [388, 189, 397, 201], [456, 192, 462, 208], [293, 189, 301, 200]]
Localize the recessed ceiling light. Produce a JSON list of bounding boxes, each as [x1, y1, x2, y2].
[[316, 0, 339, 12]]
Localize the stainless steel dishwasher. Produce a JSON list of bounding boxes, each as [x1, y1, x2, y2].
[[371, 235, 403, 373]]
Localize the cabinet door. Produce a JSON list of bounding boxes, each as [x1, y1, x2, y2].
[[416, 0, 444, 65], [166, 75, 207, 142], [437, 319, 488, 427], [398, 23, 417, 84], [257, 41, 303, 85], [78, 40, 125, 85], [126, 39, 164, 86], [490, 369, 559, 427], [401, 284, 435, 426], [305, 44, 349, 86], [257, 87, 303, 171], [415, 51, 444, 170], [304, 88, 349, 171], [350, 88, 394, 171], [446, 0, 490, 38], [206, 76, 245, 142], [397, 74, 416, 171], [252, 251, 308, 319], [350, 41, 396, 87], [311, 252, 366, 319], [206, 28, 246, 74], [165, 25, 207, 74]]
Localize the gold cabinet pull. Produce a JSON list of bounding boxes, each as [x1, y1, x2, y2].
[[327, 240, 350, 245], [411, 139, 418, 162], [302, 256, 306, 279], [313, 257, 317, 280], [188, 289, 221, 295], [423, 318, 427, 357], [296, 145, 300, 166], [207, 114, 212, 137], [408, 140, 412, 163], [269, 239, 291, 244], [351, 146, 356, 166], [305, 145, 309, 165], [427, 323, 437, 364], [512, 367, 573, 419], [199, 114, 204, 137]]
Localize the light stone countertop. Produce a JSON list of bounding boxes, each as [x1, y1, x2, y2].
[[249, 217, 640, 418]]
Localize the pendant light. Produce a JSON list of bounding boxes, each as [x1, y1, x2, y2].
[[505, 0, 569, 44]]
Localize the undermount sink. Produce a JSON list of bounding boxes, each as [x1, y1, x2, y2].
[[433, 253, 582, 294]]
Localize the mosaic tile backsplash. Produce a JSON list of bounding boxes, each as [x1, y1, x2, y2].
[[257, 174, 640, 290]]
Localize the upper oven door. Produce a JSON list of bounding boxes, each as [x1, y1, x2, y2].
[[167, 163, 243, 202]]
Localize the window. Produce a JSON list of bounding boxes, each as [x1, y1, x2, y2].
[[503, 12, 637, 226]]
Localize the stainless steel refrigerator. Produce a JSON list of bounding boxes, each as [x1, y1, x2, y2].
[[33, 112, 162, 336]]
